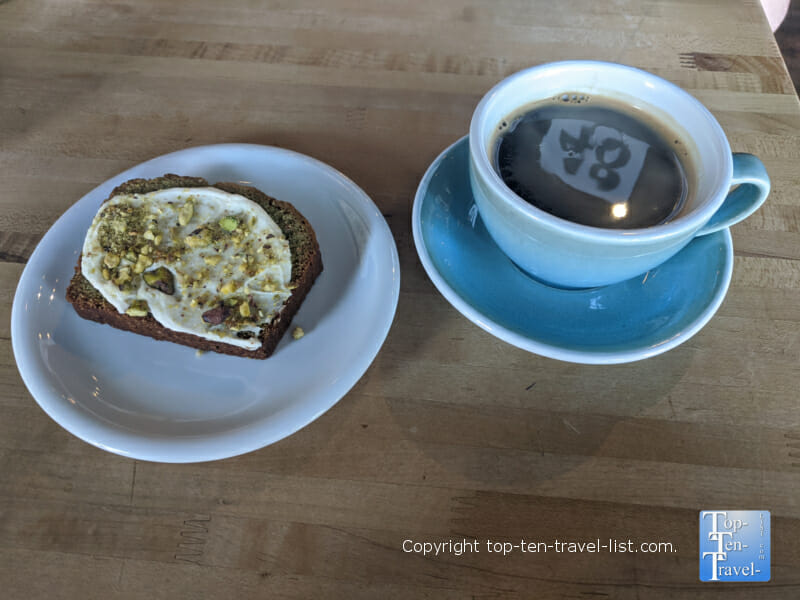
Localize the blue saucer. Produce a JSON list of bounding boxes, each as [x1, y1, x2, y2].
[[412, 136, 734, 364]]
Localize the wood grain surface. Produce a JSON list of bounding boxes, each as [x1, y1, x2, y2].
[[2, 0, 799, 598]]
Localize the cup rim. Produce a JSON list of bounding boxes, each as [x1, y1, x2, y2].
[[469, 60, 734, 244]]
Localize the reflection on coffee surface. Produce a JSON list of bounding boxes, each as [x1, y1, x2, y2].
[[493, 95, 691, 229]]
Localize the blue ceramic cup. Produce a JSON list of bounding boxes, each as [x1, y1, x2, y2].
[[469, 61, 770, 289]]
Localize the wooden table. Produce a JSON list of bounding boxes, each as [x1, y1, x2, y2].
[[2, 1, 799, 597]]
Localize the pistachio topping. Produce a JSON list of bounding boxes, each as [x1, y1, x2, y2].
[[104, 253, 120, 268], [184, 227, 211, 248], [142, 266, 175, 295], [201, 303, 229, 325], [178, 200, 194, 227], [125, 299, 149, 317], [219, 215, 239, 232]]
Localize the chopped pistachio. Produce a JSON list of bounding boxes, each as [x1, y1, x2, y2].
[[219, 280, 237, 295], [112, 266, 131, 285], [178, 201, 194, 227], [202, 304, 229, 325], [203, 254, 222, 266], [292, 327, 305, 340], [104, 253, 120, 268], [239, 302, 251, 318], [125, 300, 149, 317], [133, 254, 153, 274], [219, 216, 239, 232], [142, 266, 175, 295], [142, 230, 155, 241], [102, 268, 111, 280], [184, 228, 211, 248]]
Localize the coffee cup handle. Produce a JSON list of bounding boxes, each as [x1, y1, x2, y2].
[[697, 153, 770, 236]]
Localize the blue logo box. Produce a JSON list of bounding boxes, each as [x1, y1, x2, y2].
[[699, 510, 770, 582]]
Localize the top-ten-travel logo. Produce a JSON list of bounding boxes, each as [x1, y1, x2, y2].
[[699, 510, 770, 582]]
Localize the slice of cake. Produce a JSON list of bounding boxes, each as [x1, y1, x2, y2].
[[66, 174, 322, 358]]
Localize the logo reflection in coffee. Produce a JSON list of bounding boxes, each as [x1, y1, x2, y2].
[[493, 97, 690, 229]]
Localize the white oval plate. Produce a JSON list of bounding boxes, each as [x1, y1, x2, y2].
[[12, 144, 400, 462]]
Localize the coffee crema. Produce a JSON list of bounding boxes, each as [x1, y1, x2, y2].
[[492, 94, 693, 229]]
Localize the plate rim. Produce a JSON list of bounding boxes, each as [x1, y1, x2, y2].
[[411, 135, 733, 365], [11, 143, 400, 462]]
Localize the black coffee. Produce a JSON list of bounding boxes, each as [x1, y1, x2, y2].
[[493, 95, 691, 229]]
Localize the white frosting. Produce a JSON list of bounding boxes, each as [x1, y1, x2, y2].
[[81, 187, 293, 350]]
